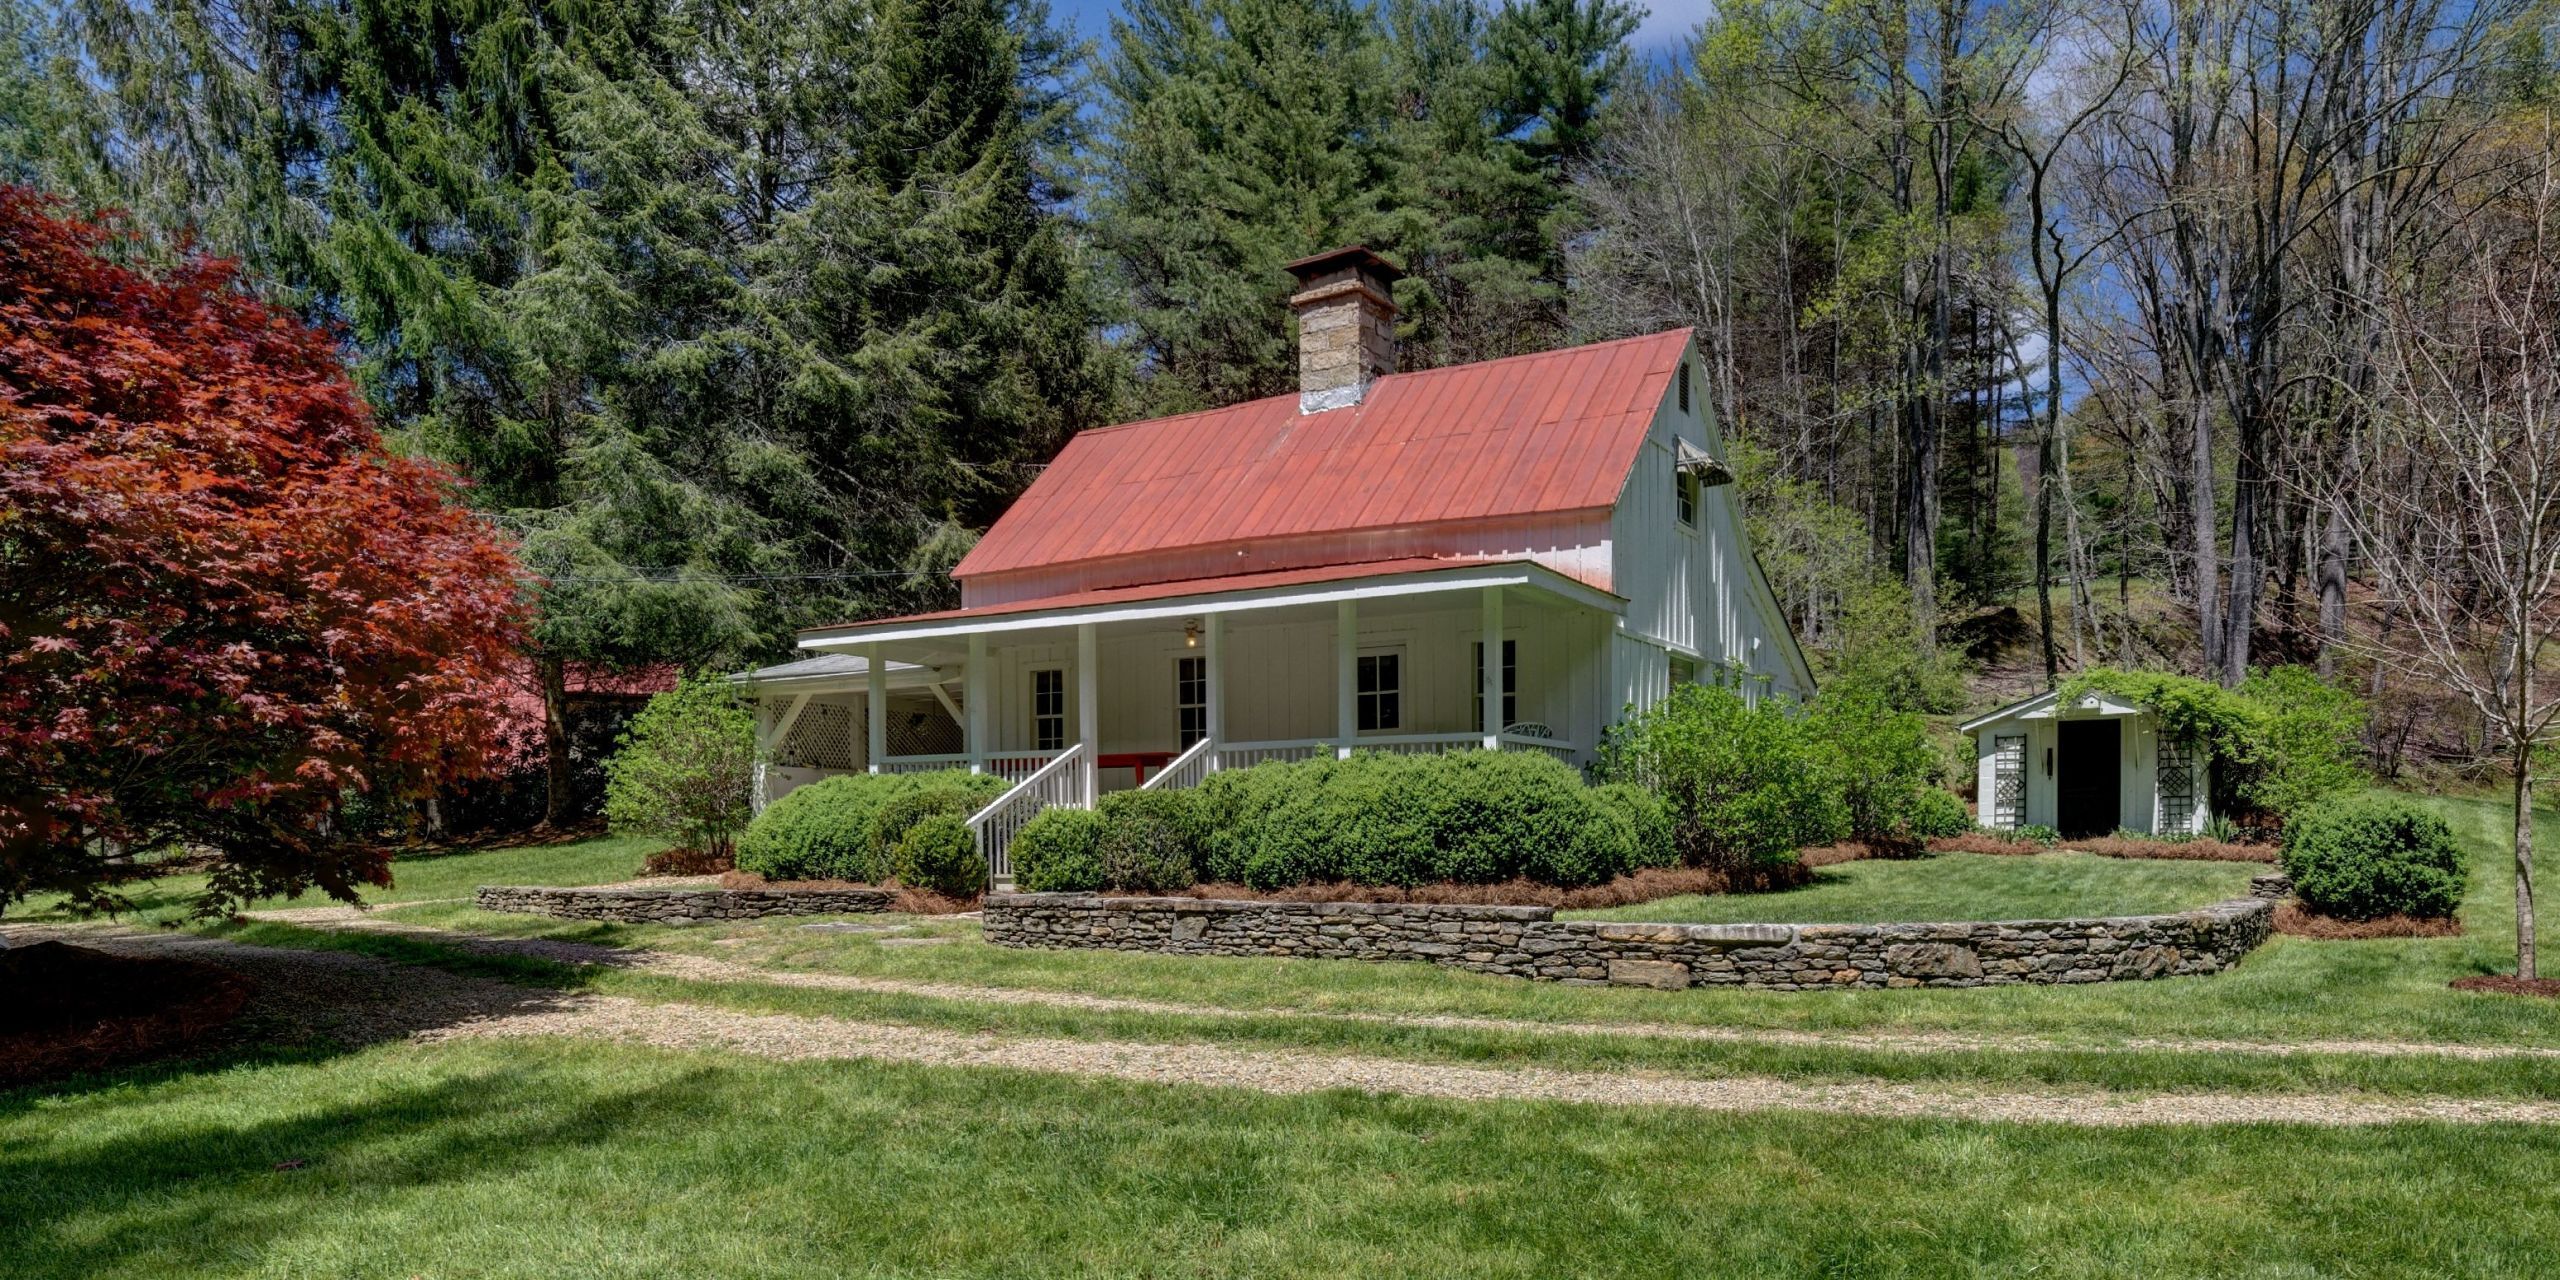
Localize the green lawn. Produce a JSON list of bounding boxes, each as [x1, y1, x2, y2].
[[7, 1038, 2560, 1279], [8, 791, 2560, 1275], [1565, 850, 2260, 923]]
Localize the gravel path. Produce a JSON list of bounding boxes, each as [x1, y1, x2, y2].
[[14, 922, 2558, 1129], [235, 914, 2560, 1065]]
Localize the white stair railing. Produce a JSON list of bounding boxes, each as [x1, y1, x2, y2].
[[1139, 737, 1216, 791], [968, 742, 1088, 885]]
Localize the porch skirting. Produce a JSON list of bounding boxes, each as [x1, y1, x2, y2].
[[982, 893, 2274, 991]]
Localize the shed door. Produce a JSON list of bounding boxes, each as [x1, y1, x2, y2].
[[2056, 719, 2122, 839]]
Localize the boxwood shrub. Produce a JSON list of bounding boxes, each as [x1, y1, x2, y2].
[[735, 769, 1009, 882], [1194, 749, 1658, 891], [1905, 788, 1972, 840], [2280, 795, 2466, 920], [1010, 807, 1108, 891], [891, 813, 987, 897]]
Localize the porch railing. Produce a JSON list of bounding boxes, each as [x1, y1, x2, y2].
[[967, 742, 1089, 884], [1216, 739, 1328, 770], [874, 752, 1061, 785], [1139, 737, 1217, 791], [875, 754, 971, 775]]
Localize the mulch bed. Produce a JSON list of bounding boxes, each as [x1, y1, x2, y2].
[[0, 941, 256, 1088], [2272, 903, 2463, 939], [717, 871, 976, 915], [643, 846, 736, 877], [1926, 832, 2275, 863], [2450, 975, 2560, 999]]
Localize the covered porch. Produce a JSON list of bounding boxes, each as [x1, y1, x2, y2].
[[740, 560, 1624, 877]]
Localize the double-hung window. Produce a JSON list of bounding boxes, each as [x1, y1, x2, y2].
[[1356, 650, 1401, 732], [1031, 668, 1066, 751], [1675, 467, 1698, 527], [1175, 656, 1208, 748], [1472, 639, 1517, 730]]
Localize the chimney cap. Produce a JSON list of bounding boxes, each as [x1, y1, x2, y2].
[[1283, 245, 1403, 286]]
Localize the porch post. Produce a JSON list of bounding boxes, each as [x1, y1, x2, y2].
[[966, 632, 989, 774], [865, 647, 886, 774], [1077, 623, 1099, 805], [1204, 613, 1223, 766], [1336, 599, 1357, 758], [1481, 585, 1504, 750]]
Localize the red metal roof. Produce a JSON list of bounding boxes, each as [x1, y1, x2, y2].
[[802, 557, 1591, 639], [952, 328, 1694, 581]]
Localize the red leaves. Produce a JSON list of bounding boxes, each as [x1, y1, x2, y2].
[[0, 187, 527, 913]]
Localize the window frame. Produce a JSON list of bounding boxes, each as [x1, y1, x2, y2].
[[1674, 465, 1699, 528], [1354, 646, 1403, 733], [1030, 667, 1067, 752], [1471, 638, 1518, 730], [1174, 655, 1208, 749]]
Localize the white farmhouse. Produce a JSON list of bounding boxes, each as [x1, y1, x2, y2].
[[735, 247, 1812, 874]]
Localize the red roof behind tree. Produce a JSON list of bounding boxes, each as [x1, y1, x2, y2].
[[952, 328, 1694, 584]]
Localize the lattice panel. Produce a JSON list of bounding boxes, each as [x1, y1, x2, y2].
[[887, 696, 963, 757], [1991, 734, 2026, 830], [2156, 736, 2197, 836], [777, 701, 857, 770]]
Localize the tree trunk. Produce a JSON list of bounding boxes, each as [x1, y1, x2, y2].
[[539, 652, 576, 829], [2190, 396, 2221, 680], [2517, 638, 2539, 981]]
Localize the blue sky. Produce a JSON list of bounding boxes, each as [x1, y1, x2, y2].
[[1046, 0, 1715, 60]]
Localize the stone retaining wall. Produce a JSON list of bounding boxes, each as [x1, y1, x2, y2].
[[982, 892, 2274, 991], [475, 885, 893, 924]]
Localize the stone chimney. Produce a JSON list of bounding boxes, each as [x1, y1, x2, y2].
[[1285, 246, 1401, 414]]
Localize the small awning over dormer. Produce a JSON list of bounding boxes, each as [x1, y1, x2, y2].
[[1675, 439, 1734, 487]]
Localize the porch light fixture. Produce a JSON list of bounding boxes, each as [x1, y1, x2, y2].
[[1184, 619, 1200, 647]]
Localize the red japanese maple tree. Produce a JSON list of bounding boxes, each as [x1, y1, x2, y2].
[[0, 188, 525, 914]]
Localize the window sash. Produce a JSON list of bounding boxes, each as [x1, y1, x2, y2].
[[1471, 639, 1517, 729], [1355, 652, 1400, 731], [1032, 668, 1065, 751], [1175, 656, 1207, 748]]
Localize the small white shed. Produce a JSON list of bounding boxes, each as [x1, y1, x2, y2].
[[1959, 690, 2211, 839]]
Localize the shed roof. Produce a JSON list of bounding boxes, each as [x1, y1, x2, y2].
[[951, 328, 1695, 581]]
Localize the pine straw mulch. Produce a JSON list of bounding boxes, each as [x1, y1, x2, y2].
[[2450, 975, 2560, 999], [2273, 903, 2464, 940], [0, 940, 256, 1088], [642, 846, 736, 877], [1925, 832, 2276, 863]]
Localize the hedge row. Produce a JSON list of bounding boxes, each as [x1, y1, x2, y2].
[[735, 769, 1011, 892], [1013, 750, 1671, 893]]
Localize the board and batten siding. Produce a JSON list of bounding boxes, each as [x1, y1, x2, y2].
[[1605, 343, 1807, 711]]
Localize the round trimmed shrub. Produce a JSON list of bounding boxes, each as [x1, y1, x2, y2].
[[736, 769, 1008, 882], [1011, 807, 1108, 892], [2280, 796, 2465, 921], [891, 813, 986, 897], [1096, 804, 1196, 892], [871, 787, 982, 867], [1904, 788, 1971, 840], [1593, 782, 1675, 870]]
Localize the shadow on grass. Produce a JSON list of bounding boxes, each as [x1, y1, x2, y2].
[[0, 1053, 737, 1280]]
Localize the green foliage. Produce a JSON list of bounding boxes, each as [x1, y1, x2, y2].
[[871, 788, 984, 868], [890, 813, 988, 897], [2012, 824, 2060, 847], [1185, 751, 1651, 890], [736, 769, 1007, 882], [1594, 684, 1848, 873], [1092, 0, 1639, 413], [1906, 788, 1973, 840], [601, 675, 759, 859], [1094, 796, 1199, 893], [1825, 577, 1971, 714], [1808, 692, 1942, 844], [2281, 796, 2467, 921], [2063, 666, 2368, 822], [1591, 783, 1676, 869], [1010, 807, 1109, 892]]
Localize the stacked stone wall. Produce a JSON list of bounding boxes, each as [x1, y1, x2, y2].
[[474, 885, 893, 924], [982, 893, 2274, 991]]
